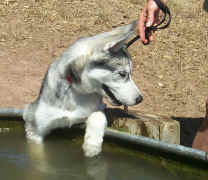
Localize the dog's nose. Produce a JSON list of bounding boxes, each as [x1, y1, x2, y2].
[[135, 95, 143, 104]]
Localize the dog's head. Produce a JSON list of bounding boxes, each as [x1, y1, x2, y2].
[[64, 20, 142, 106]]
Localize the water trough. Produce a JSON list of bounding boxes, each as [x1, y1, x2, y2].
[[0, 108, 208, 180]]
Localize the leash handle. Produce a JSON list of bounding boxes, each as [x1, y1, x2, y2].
[[125, 0, 171, 48], [153, 0, 169, 15], [152, 0, 171, 30]]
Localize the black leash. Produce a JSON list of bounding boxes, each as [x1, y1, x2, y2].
[[125, 0, 171, 48]]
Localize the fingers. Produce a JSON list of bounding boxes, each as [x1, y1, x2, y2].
[[138, 10, 148, 44], [148, 31, 154, 42], [145, 3, 156, 43], [138, 8, 154, 44], [146, 6, 155, 28], [138, 0, 160, 44]]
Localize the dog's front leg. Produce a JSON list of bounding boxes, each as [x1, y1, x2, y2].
[[82, 111, 107, 157]]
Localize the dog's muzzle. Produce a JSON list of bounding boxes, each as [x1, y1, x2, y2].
[[102, 84, 122, 106]]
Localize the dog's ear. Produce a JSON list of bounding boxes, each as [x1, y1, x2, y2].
[[96, 20, 137, 53]]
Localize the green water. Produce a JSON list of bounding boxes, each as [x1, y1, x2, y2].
[[0, 121, 207, 180]]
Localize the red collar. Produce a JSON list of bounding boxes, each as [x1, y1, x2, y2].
[[66, 75, 72, 84]]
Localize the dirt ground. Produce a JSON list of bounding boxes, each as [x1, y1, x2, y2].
[[0, 0, 208, 119]]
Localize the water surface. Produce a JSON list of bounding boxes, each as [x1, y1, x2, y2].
[[0, 129, 207, 180]]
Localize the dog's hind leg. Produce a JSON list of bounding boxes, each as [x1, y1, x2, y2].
[[82, 111, 107, 157]]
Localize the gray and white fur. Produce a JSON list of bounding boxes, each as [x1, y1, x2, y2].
[[0, 20, 143, 157]]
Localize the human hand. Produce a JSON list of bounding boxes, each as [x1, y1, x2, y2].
[[138, 0, 167, 44]]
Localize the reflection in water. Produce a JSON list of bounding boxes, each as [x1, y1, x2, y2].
[[26, 141, 50, 179], [0, 131, 203, 180], [25, 139, 86, 180], [26, 138, 109, 180], [84, 156, 108, 180]]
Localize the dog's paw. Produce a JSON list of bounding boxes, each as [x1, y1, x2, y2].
[[82, 143, 102, 157], [26, 133, 43, 144], [25, 129, 43, 144]]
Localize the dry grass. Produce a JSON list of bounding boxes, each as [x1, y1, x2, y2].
[[0, 0, 208, 118]]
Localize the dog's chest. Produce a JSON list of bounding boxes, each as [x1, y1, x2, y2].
[[70, 93, 101, 113]]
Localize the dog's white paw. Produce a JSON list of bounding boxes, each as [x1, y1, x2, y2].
[[26, 132, 43, 144], [83, 111, 107, 157], [25, 126, 43, 144], [82, 142, 102, 157]]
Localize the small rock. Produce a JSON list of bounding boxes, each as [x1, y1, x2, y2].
[[158, 82, 165, 88]]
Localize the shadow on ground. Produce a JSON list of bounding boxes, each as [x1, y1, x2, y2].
[[203, 0, 208, 12], [172, 117, 203, 147]]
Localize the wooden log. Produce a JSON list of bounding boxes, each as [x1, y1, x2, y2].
[[105, 108, 180, 145]]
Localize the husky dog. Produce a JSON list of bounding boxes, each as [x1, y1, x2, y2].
[[23, 20, 143, 157]]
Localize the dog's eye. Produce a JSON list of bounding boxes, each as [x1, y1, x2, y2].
[[119, 71, 127, 78]]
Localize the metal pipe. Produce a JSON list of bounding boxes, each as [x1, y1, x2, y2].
[[105, 128, 208, 162], [0, 108, 23, 118]]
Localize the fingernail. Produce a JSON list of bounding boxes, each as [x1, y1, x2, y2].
[[142, 40, 148, 45]]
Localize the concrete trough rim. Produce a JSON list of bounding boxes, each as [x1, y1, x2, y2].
[[0, 108, 23, 118], [104, 128, 208, 163]]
